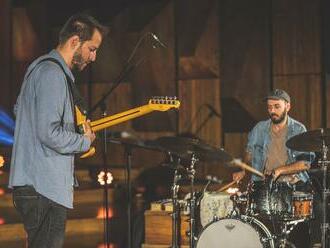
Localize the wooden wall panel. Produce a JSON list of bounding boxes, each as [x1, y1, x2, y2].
[[130, 2, 176, 132], [178, 79, 221, 147], [224, 133, 249, 160], [0, 0, 11, 111], [220, 0, 271, 121], [273, 75, 322, 129], [272, 0, 322, 130], [272, 0, 321, 75], [177, 0, 219, 80]]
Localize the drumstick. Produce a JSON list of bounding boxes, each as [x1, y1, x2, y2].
[[217, 180, 237, 192], [230, 159, 265, 179]]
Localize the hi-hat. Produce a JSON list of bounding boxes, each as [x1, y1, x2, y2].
[[286, 128, 330, 152], [148, 136, 232, 163]]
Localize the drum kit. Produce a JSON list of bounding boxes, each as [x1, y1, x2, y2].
[[114, 128, 330, 247], [148, 136, 278, 248]]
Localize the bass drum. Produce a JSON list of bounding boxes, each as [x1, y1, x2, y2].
[[196, 216, 274, 248]]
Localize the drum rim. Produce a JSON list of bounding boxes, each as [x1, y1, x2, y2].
[[195, 215, 275, 248]]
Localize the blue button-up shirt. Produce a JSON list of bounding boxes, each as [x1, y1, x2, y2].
[[247, 116, 314, 182], [9, 50, 91, 208]]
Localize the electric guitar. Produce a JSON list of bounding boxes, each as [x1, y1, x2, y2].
[[76, 96, 180, 158]]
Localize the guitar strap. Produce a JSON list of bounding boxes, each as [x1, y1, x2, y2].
[[26, 57, 88, 126]]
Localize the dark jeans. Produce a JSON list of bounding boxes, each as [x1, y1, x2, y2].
[[13, 186, 67, 248]]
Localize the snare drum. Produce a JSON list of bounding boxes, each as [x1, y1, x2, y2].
[[292, 191, 313, 219], [196, 215, 275, 248], [200, 191, 233, 227]]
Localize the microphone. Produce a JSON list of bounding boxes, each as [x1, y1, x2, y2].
[[205, 104, 222, 118], [150, 32, 167, 48]]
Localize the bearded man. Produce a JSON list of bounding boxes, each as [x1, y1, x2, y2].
[[233, 89, 320, 248], [9, 13, 107, 247]]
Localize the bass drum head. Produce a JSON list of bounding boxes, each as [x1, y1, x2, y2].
[[196, 216, 274, 248]]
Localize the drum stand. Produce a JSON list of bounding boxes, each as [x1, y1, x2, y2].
[[319, 135, 330, 248], [276, 219, 305, 248], [187, 154, 198, 248], [170, 167, 182, 248]]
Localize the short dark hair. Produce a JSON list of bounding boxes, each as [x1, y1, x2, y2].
[[58, 13, 108, 45]]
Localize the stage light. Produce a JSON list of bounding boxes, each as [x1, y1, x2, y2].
[[96, 207, 114, 219], [0, 156, 4, 167], [0, 109, 15, 132], [97, 171, 113, 186], [97, 243, 115, 248], [0, 129, 13, 146]]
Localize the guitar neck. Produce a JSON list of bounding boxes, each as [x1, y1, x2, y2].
[[90, 104, 154, 132]]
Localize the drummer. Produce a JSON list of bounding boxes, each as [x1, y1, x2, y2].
[[233, 89, 313, 183], [232, 89, 320, 247]]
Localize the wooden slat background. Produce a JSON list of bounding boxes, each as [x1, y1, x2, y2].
[[0, 0, 327, 182]]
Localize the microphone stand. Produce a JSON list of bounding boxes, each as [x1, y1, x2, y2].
[[194, 112, 215, 136], [88, 32, 160, 117], [100, 101, 111, 248], [185, 104, 221, 136], [88, 32, 161, 248]]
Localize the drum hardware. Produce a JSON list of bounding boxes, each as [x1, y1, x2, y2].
[[148, 135, 235, 247], [275, 218, 306, 248], [186, 153, 198, 248], [287, 128, 330, 247], [170, 162, 182, 248], [229, 194, 243, 217]]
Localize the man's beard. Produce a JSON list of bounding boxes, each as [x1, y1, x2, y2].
[[270, 110, 287, 124], [72, 48, 86, 71]]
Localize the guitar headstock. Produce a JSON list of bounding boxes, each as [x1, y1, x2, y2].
[[148, 96, 180, 111]]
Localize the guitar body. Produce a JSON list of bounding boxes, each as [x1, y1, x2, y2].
[[76, 97, 180, 158]]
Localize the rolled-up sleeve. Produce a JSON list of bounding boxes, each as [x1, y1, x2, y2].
[[35, 65, 90, 154]]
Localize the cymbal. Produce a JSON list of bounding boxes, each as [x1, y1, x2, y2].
[[286, 128, 330, 152], [148, 136, 232, 163], [229, 159, 265, 178]]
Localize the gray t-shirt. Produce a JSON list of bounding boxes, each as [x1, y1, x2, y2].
[[265, 126, 288, 172]]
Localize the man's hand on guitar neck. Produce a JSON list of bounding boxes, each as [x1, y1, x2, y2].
[[83, 120, 96, 143]]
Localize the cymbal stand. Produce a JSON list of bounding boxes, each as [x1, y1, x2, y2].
[[170, 166, 181, 248], [319, 131, 330, 248], [187, 153, 198, 248]]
